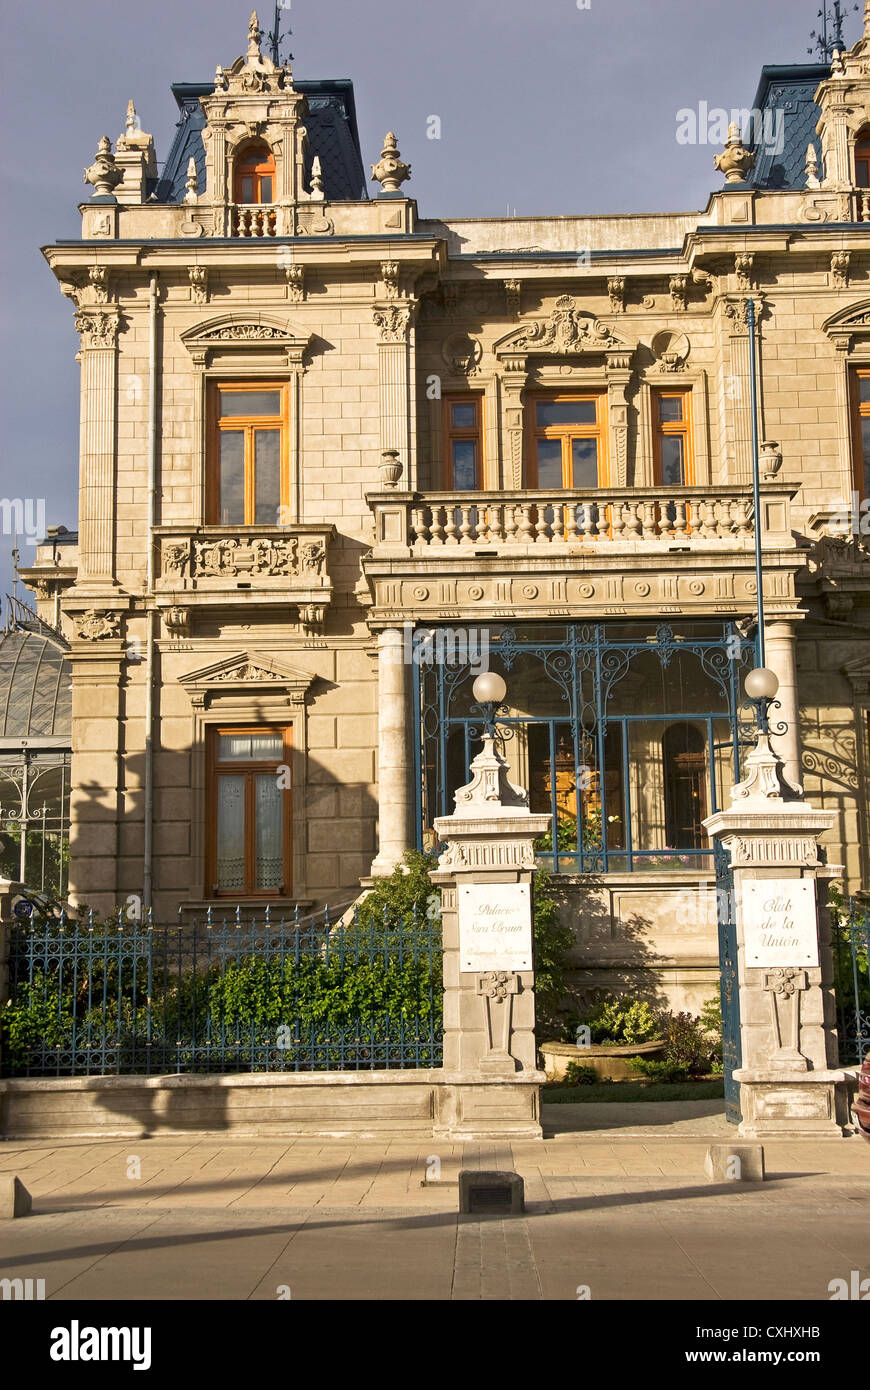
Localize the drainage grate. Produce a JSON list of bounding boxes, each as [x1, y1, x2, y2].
[[458, 1169, 525, 1215], [469, 1185, 513, 1212]]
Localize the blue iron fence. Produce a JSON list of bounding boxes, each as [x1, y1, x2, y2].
[[832, 896, 870, 1065], [1, 902, 443, 1077]]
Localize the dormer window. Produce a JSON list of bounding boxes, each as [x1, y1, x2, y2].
[[233, 142, 276, 204]]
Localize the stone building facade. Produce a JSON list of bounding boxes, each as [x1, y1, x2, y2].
[[20, 11, 870, 1012]]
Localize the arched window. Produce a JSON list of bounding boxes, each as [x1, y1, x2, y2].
[[233, 142, 276, 205], [854, 129, 870, 189], [663, 723, 707, 850]]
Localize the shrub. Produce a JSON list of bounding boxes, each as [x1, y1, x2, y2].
[[629, 1056, 690, 1083], [657, 1009, 714, 1076], [580, 997, 660, 1046], [354, 850, 441, 933], [699, 994, 724, 1069], [562, 1061, 599, 1086], [532, 868, 575, 1022]]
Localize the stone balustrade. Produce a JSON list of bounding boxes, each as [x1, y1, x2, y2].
[[368, 485, 796, 555], [232, 204, 279, 237]]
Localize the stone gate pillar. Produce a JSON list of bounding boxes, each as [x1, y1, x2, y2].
[[429, 727, 550, 1140], [704, 730, 849, 1139]]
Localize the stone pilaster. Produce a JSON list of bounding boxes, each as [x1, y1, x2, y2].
[[429, 734, 550, 1139], [605, 350, 633, 486], [720, 296, 755, 486], [66, 643, 127, 914], [499, 358, 527, 489], [374, 302, 414, 484], [369, 627, 413, 876], [74, 308, 120, 591], [704, 734, 849, 1139]]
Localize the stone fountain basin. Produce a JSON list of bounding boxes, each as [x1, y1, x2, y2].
[[540, 1038, 666, 1082]]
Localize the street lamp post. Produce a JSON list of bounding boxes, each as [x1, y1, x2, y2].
[[747, 297, 766, 670]]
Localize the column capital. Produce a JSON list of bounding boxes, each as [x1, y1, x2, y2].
[[73, 307, 120, 350]]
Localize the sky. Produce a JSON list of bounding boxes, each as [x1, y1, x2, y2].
[[0, 0, 857, 604]]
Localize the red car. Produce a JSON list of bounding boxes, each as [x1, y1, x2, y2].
[[855, 1058, 870, 1143]]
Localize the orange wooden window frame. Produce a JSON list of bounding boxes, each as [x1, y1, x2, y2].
[[854, 131, 870, 187], [442, 395, 484, 489], [850, 367, 870, 497], [525, 393, 608, 488], [206, 725, 292, 899], [652, 389, 695, 487], [233, 143, 277, 204], [206, 381, 290, 525]]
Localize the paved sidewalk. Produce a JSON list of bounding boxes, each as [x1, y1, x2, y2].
[[1, 1102, 867, 1300]]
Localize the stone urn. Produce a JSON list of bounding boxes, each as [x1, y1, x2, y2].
[[714, 122, 756, 184], [760, 440, 783, 481], [378, 450, 403, 488], [83, 136, 123, 199]]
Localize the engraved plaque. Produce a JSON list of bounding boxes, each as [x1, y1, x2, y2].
[[742, 879, 819, 968], [458, 883, 533, 973]]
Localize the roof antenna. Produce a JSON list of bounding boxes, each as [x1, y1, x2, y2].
[[267, 2, 293, 67], [11, 532, 19, 604], [808, 2, 859, 60]]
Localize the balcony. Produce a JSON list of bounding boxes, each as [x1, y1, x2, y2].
[[153, 524, 334, 627], [368, 484, 796, 556], [363, 483, 800, 624]]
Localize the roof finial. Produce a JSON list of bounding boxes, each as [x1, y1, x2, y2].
[[248, 10, 263, 56], [805, 142, 821, 188], [309, 156, 325, 201], [808, 2, 860, 62], [83, 136, 123, 199], [370, 133, 412, 194], [184, 157, 199, 204], [713, 122, 756, 185], [125, 100, 138, 137]]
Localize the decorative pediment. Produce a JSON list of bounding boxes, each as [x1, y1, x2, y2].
[[181, 314, 313, 364], [821, 299, 870, 349], [213, 11, 294, 97], [493, 296, 625, 359], [179, 650, 317, 709]]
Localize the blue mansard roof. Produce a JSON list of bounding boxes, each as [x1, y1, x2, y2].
[[746, 64, 828, 191], [154, 78, 368, 204]]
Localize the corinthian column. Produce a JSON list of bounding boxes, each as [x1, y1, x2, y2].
[[74, 308, 120, 589], [369, 627, 413, 876]]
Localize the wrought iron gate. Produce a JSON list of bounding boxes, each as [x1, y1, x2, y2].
[[715, 840, 742, 1124]]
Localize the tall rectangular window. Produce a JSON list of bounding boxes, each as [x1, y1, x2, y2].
[[653, 390, 694, 486], [443, 396, 483, 489], [207, 727, 291, 897], [527, 395, 607, 488], [851, 368, 870, 501], [208, 383, 289, 525]]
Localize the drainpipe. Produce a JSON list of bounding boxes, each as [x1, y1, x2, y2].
[[747, 297, 766, 669], [143, 272, 159, 912]]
